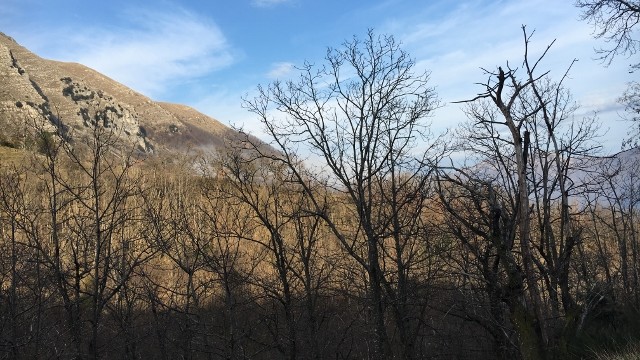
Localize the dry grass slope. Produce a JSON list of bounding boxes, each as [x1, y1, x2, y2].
[[0, 145, 28, 165]]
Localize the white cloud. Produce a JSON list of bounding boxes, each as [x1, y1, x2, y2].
[[30, 6, 234, 98], [251, 0, 293, 8], [266, 62, 295, 79], [375, 0, 630, 153]]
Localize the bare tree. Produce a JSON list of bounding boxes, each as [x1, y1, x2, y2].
[[243, 30, 441, 359], [22, 110, 152, 359], [197, 177, 256, 360], [585, 150, 640, 305], [141, 172, 209, 360], [218, 152, 305, 359], [441, 26, 601, 359], [576, 0, 640, 147], [576, 0, 640, 65], [619, 82, 640, 148], [0, 167, 43, 359]]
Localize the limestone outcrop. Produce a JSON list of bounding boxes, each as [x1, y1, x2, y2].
[[0, 31, 237, 155]]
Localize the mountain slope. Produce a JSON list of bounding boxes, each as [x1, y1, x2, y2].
[[0, 31, 240, 156]]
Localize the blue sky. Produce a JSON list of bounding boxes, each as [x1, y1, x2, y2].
[[0, 0, 635, 153]]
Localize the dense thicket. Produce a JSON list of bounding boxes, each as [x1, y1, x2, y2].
[[0, 30, 639, 360]]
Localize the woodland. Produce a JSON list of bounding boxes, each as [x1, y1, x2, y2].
[[1, 1, 640, 359]]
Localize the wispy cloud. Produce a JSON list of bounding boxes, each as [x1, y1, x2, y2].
[[266, 62, 295, 79], [392, 3, 609, 95], [251, 0, 293, 8], [29, 5, 234, 98], [373, 0, 629, 151]]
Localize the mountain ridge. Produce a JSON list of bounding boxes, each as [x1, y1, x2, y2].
[[0, 31, 242, 157]]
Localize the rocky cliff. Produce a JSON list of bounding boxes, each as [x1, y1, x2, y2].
[[0, 32, 240, 156]]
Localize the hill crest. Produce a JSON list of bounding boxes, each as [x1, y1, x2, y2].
[[0, 31, 241, 156]]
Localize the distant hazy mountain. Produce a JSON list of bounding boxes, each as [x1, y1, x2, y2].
[[0, 31, 244, 156]]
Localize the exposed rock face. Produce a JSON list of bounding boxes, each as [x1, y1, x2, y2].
[[0, 32, 238, 155]]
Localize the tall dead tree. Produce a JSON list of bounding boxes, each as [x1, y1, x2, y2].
[[444, 26, 599, 359]]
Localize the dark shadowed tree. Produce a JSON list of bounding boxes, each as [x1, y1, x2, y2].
[[29, 111, 151, 360], [439, 26, 601, 359]]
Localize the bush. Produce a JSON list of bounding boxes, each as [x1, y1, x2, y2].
[[35, 131, 55, 154]]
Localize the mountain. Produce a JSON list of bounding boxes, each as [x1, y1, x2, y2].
[[0, 31, 244, 157]]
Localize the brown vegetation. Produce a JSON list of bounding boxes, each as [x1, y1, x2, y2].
[[1, 16, 640, 360]]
